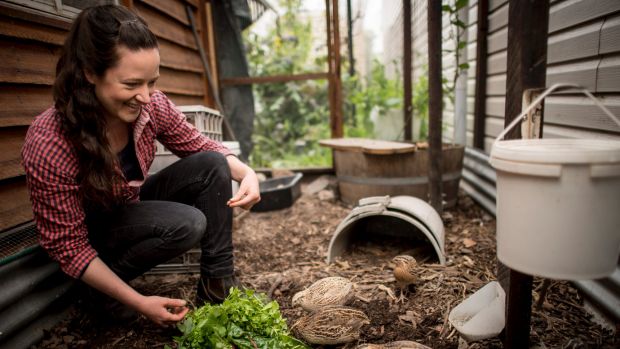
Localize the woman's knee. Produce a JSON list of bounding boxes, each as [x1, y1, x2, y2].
[[170, 206, 206, 249], [187, 152, 230, 179]]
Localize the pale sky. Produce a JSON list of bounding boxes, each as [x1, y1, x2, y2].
[[253, 0, 384, 55], [300, 0, 383, 54], [362, 0, 383, 54]]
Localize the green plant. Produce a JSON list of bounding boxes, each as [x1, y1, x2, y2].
[[344, 59, 402, 138], [168, 288, 309, 349], [406, 1, 469, 142], [442, 0, 470, 104], [412, 65, 429, 141], [244, 0, 331, 168], [244, 0, 406, 167]]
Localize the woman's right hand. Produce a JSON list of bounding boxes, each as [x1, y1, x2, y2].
[[136, 296, 189, 327]]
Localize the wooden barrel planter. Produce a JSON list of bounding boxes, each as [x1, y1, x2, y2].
[[320, 138, 465, 208]]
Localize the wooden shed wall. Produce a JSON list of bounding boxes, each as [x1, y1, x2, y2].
[[0, 0, 216, 232]]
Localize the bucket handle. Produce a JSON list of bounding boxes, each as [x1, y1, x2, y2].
[[494, 83, 620, 144]]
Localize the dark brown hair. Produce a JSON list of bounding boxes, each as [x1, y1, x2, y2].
[[53, 4, 158, 209]]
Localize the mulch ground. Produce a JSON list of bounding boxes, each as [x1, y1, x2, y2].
[[35, 181, 618, 349]]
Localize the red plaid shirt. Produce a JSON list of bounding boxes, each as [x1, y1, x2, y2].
[[22, 91, 231, 278]]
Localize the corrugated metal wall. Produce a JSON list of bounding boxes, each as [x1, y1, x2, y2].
[[0, 0, 216, 233]]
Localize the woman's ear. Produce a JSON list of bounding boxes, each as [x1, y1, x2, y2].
[[83, 69, 97, 85]]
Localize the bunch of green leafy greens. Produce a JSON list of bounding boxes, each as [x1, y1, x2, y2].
[[166, 288, 310, 349]]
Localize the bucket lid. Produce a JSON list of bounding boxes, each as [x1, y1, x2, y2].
[[491, 139, 620, 164]]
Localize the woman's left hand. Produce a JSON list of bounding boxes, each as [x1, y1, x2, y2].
[[226, 155, 260, 210]]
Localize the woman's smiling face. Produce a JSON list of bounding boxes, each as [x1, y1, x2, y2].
[[86, 45, 160, 124]]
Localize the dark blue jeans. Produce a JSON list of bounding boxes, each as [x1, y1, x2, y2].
[[86, 151, 234, 281]]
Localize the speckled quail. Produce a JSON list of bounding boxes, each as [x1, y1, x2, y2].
[[357, 340, 432, 349], [391, 255, 418, 303], [292, 276, 354, 311], [292, 305, 370, 345]]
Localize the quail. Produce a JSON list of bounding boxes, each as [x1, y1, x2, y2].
[[292, 305, 370, 345], [292, 276, 354, 311], [357, 341, 432, 349], [391, 255, 418, 303]]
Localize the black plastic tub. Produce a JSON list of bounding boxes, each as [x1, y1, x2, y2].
[[251, 173, 303, 212]]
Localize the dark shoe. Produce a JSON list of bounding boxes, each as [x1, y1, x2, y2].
[[196, 275, 242, 306]]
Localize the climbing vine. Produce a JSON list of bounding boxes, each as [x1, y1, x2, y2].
[[442, 0, 470, 104]]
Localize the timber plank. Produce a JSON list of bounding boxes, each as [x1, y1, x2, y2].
[[0, 84, 53, 127], [0, 14, 66, 46], [0, 85, 53, 127], [136, 2, 197, 50], [0, 127, 27, 180], [141, 0, 190, 25], [167, 93, 209, 108], [319, 138, 416, 155], [0, 39, 58, 85], [0, 180, 33, 232], [158, 38, 202, 73], [158, 67, 205, 96]]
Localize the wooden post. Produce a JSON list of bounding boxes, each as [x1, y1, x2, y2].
[[403, 0, 413, 142], [346, 0, 356, 126], [331, 0, 343, 138], [427, 0, 443, 213], [473, 0, 488, 150], [326, 0, 336, 138], [346, 0, 355, 77], [501, 1, 550, 348], [202, 1, 218, 107]]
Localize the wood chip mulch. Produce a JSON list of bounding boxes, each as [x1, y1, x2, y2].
[[35, 186, 618, 349]]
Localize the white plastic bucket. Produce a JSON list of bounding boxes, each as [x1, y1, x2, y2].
[[490, 84, 620, 280]]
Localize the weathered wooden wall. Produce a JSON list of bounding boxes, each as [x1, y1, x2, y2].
[[0, 0, 217, 232]]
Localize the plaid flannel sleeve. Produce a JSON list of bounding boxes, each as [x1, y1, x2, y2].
[[22, 125, 98, 279]]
